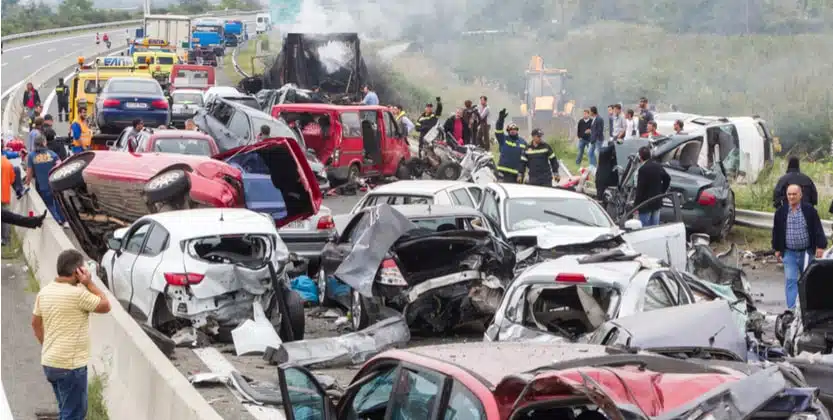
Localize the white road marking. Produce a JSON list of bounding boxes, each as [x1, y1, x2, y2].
[[0, 81, 24, 100], [47, 48, 56, 53], [22, 55, 31, 60], [192, 347, 285, 420]]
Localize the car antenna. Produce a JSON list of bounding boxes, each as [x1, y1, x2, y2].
[[708, 325, 725, 347], [219, 209, 224, 222]]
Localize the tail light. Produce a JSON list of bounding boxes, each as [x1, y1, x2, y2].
[[151, 99, 169, 110], [164, 272, 204, 286], [102, 99, 121, 108], [316, 215, 335, 230], [556, 273, 587, 283], [332, 148, 341, 163], [697, 189, 717, 206], [378, 258, 407, 286]]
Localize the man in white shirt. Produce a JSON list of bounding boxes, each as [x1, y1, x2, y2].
[[623, 109, 639, 141], [611, 104, 625, 143], [475, 96, 491, 148]]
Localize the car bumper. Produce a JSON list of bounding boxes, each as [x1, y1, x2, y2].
[[660, 205, 728, 234], [278, 230, 332, 261], [99, 110, 169, 128]]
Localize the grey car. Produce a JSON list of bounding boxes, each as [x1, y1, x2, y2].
[[169, 89, 205, 128]]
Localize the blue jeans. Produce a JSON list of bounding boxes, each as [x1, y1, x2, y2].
[[38, 188, 65, 224], [43, 366, 88, 420], [576, 139, 589, 165], [71, 146, 85, 155], [783, 249, 814, 310], [638, 209, 661, 227], [587, 141, 603, 167]]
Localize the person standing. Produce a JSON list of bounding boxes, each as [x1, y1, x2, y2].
[[634, 146, 670, 227], [443, 108, 470, 146], [517, 128, 558, 186], [1, 154, 16, 245], [415, 98, 443, 155], [623, 109, 639, 141], [637, 97, 654, 136], [587, 106, 605, 167], [494, 108, 527, 183], [22, 82, 41, 121], [28, 116, 45, 153], [611, 104, 625, 143], [771, 184, 827, 309], [32, 249, 111, 420], [29, 104, 44, 131], [476, 96, 490, 149], [772, 156, 818, 209], [26, 135, 67, 227], [576, 109, 592, 165], [55, 78, 70, 122], [672, 119, 685, 135], [359, 84, 379, 105], [69, 106, 92, 154], [392, 104, 414, 136], [606, 105, 615, 140]]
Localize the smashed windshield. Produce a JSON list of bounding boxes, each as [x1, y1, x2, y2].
[[511, 284, 621, 340], [506, 197, 613, 231]]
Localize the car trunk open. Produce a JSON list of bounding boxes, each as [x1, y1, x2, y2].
[[213, 137, 322, 227], [799, 259, 833, 332]]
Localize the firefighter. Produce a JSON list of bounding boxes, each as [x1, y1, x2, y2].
[[414, 97, 443, 156], [55, 78, 69, 122], [494, 109, 527, 183], [70, 101, 92, 154], [518, 128, 559, 186]]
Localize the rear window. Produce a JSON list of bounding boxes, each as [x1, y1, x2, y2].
[[83, 79, 104, 94], [151, 138, 213, 156], [186, 234, 274, 268], [106, 79, 162, 95], [339, 111, 362, 137], [506, 284, 621, 340], [173, 92, 204, 105], [156, 56, 175, 65], [362, 195, 433, 208]]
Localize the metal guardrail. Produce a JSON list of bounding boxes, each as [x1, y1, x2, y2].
[[231, 40, 250, 78], [735, 209, 833, 237], [0, 9, 265, 42]]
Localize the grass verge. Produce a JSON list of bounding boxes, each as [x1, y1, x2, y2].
[[24, 252, 42, 293], [1, 230, 23, 259], [88, 373, 110, 420], [223, 34, 268, 85]]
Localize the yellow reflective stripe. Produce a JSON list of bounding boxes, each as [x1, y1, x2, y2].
[[495, 129, 504, 134], [520, 144, 527, 148], [520, 156, 528, 161], [526, 148, 549, 154], [497, 166, 518, 174], [549, 153, 556, 159], [505, 141, 516, 147]]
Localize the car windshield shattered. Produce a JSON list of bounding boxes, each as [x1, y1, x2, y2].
[[509, 284, 620, 340], [187, 234, 274, 268], [152, 138, 213, 156], [506, 197, 613, 231]]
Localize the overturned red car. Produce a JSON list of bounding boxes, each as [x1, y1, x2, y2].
[[49, 138, 322, 259]]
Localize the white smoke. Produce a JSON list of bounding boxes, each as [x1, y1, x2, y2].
[[317, 41, 352, 73]]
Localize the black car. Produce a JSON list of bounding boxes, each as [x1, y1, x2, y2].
[[193, 97, 330, 190], [600, 133, 736, 239], [320, 204, 516, 333]]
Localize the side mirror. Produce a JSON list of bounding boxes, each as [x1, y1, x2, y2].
[[105, 140, 116, 149], [107, 237, 122, 252], [624, 219, 643, 231], [113, 227, 128, 241]]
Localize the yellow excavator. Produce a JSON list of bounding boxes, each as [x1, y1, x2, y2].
[[513, 56, 576, 140]]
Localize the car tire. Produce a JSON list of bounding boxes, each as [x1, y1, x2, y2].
[[435, 161, 462, 180], [317, 268, 335, 307], [49, 158, 89, 192], [144, 169, 191, 205], [395, 160, 410, 180], [350, 289, 374, 331], [406, 157, 424, 179], [279, 290, 306, 342]]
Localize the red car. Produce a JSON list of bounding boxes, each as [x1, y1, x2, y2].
[[273, 104, 412, 184], [277, 342, 828, 420], [48, 138, 322, 259]]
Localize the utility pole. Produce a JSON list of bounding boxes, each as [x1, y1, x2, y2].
[[144, 0, 151, 16]]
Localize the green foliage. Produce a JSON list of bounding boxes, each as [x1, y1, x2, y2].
[[87, 373, 110, 420], [733, 157, 833, 219]]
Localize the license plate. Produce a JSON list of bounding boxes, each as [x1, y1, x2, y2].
[[286, 220, 308, 229], [125, 102, 148, 109]]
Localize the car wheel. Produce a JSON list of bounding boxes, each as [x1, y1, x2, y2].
[[347, 164, 360, 185], [279, 290, 305, 342], [49, 159, 89, 191], [317, 269, 334, 307], [350, 289, 371, 331], [406, 158, 424, 179], [395, 160, 410, 180], [435, 161, 462, 180], [144, 169, 191, 205], [715, 191, 735, 240]]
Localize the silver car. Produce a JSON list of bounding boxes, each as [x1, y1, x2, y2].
[[170, 89, 205, 128]]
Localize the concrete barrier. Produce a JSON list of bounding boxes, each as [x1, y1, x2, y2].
[[10, 193, 223, 419]]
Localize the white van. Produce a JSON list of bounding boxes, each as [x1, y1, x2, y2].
[[256, 13, 271, 34]]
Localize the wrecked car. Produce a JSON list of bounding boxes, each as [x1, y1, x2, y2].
[[320, 204, 515, 332], [600, 133, 737, 239], [485, 251, 730, 343], [477, 182, 689, 272], [48, 137, 321, 260], [99, 208, 306, 342], [778, 258, 833, 357], [277, 341, 831, 420]]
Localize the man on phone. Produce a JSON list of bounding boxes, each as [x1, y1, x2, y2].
[[32, 249, 111, 420]]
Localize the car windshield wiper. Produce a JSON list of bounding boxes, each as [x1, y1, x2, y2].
[[542, 210, 595, 227]]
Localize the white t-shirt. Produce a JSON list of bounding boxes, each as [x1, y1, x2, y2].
[[624, 117, 639, 140]]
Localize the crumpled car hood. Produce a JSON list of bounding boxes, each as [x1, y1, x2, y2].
[[508, 225, 621, 249]]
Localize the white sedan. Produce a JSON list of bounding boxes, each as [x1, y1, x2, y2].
[[99, 208, 305, 339]]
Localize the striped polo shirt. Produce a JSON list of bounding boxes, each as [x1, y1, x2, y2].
[[33, 281, 101, 370]]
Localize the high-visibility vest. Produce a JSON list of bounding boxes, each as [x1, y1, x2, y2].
[[72, 118, 92, 148], [395, 111, 406, 121]]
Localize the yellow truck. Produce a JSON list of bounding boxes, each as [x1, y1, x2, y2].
[[132, 47, 182, 88], [515, 56, 576, 139]]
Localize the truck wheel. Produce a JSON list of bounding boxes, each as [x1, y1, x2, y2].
[[435, 162, 462, 180], [49, 159, 89, 191], [395, 160, 410, 180], [144, 170, 190, 204]]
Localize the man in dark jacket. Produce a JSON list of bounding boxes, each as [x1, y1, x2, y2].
[[443, 108, 471, 146], [587, 106, 606, 167], [576, 109, 592, 165], [634, 146, 670, 227], [494, 109, 527, 183], [518, 128, 558, 186], [773, 157, 818, 209], [55, 78, 70, 122], [771, 184, 827, 309]]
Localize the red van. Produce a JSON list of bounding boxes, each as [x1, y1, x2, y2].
[[272, 103, 412, 184]]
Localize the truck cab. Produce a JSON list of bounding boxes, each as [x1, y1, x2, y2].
[[223, 20, 243, 47], [272, 104, 412, 184], [192, 19, 225, 57], [133, 50, 181, 88]]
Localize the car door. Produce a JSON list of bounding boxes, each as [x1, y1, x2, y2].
[[109, 221, 151, 312], [381, 111, 402, 174], [619, 193, 687, 271], [641, 271, 678, 313], [477, 187, 502, 233], [130, 223, 171, 321]]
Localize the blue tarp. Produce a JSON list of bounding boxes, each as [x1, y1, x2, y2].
[[290, 275, 318, 303]]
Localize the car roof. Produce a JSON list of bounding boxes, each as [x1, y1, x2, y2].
[[140, 208, 277, 238], [516, 254, 655, 289], [273, 103, 394, 113], [383, 204, 484, 218], [397, 342, 615, 386], [489, 183, 593, 201], [369, 180, 473, 196]]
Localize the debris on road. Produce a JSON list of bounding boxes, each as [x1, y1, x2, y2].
[[231, 301, 283, 356]]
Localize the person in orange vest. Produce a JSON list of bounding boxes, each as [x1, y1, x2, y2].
[[2, 154, 16, 245], [69, 105, 92, 154]]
